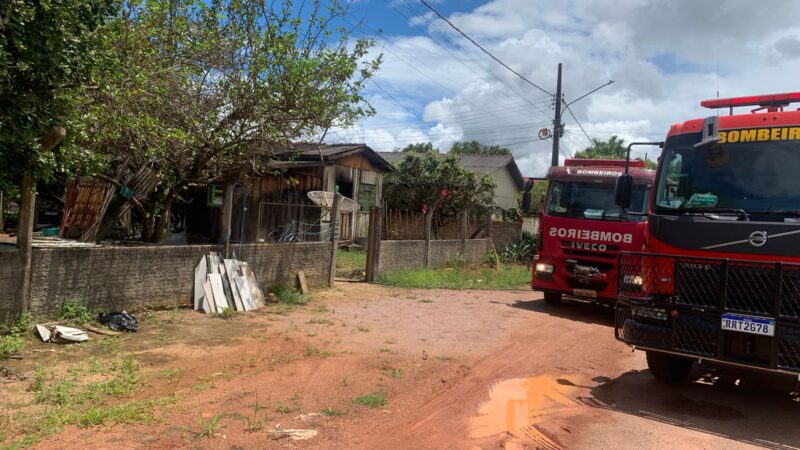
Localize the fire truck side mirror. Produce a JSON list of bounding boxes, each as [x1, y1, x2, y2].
[[615, 174, 633, 209], [521, 191, 532, 211]]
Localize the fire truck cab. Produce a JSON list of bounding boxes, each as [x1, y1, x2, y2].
[[533, 159, 655, 305], [615, 92, 800, 382]]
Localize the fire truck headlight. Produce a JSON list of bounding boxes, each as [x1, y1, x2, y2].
[[535, 263, 554, 274], [623, 274, 643, 286]]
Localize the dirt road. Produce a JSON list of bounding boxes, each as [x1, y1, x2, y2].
[[5, 283, 800, 449]]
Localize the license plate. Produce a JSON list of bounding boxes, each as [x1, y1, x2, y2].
[[573, 288, 597, 298], [721, 313, 775, 337]]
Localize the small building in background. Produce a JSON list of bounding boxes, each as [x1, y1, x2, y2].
[[185, 143, 393, 245]]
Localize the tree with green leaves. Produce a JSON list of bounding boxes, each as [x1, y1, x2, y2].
[[79, 0, 381, 242], [449, 140, 511, 156], [383, 152, 495, 217], [573, 135, 627, 160], [1, 0, 116, 312], [399, 142, 437, 154]]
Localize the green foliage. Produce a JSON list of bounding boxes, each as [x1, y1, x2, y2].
[[273, 287, 309, 306], [320, 407, 344, 417], [216, 307, 237, 320], [449, 140, 511, 156], [501, 231, 537, 264], [194, 413, 225, 438], [352, 392, 386, 408], [383, 152, 496, 216], [0, 335, 22, 360], [400, 142, 437, 154], [378, 264, 530, 290], [78, 0, 382, 242], [0, 0, 115, 191], [573, 136, 656, 168], [449, 254, 466, 270], [59, 301, 93, 325], [484, 249, 499, 267]]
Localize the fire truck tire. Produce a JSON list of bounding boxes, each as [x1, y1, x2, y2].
[[646, 351, 694, 382], [544, 292, 562, 305]]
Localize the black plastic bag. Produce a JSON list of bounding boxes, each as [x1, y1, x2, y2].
[[98, 311, 138, 332]]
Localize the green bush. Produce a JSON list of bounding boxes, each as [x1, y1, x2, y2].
[[273, 287, 309, 306], [59, 301, 93, 325], [0, 334, 22, 360], [501, 231, 537, 264]]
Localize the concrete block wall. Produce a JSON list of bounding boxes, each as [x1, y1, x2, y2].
[[0, 242, 331, 322], [377, 239, 490, 275], [492, 221, 523, 251], [427, 240, 464, 269], [377, 240, 426, 274], [0, 250, 21, 321]]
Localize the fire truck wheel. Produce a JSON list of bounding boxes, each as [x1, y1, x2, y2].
[[544, 292, 562, 305], [646, 351, 694, 382]]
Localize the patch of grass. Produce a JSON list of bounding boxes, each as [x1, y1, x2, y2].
[[243, 393, 264, 433], [194, 413, 225, 438], [436, 356, 454, 362], [341, 376, 350, 387], [356, 326, 370, 333], [216, 307, 237, 320], [384, 338, 397, 345], [383, 368, 404, 379], [273, 287, 310, 306], [313, 304, 329, 313], [320, 407, 344, 417], [59, 300, 93, 325], [0, 313, 32, 359], [418, 299, 433, 304], [0, 334, 22, 360], [378, 348, 391, 353], [377, 264, 531, 290], [274, 403, 301, 414], [193, 383, 208, 392], [158, 368, 183, 381], [306, 318, 335, 326], [352, 392, 386, 409], [304, 346, 334, 358], [336, 250, 366, 270]]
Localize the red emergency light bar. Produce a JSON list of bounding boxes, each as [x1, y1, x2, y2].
[[701, 92, 800, 109], [564, 159, 645, 168]]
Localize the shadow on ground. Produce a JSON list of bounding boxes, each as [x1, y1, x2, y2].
[[583, 366, 800, 449], [507, 297, 615, 327]]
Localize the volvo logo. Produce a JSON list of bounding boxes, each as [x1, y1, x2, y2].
[[749, 231, 768, 247]]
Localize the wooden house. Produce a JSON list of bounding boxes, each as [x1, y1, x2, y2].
[[185, 144, 392, 244]]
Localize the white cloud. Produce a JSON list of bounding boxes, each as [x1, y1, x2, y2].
[[333, 0, 800, 176]]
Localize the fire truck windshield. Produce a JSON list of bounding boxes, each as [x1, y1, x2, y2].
[[546, 180, 649, 221], [655, 139, 800, 215]]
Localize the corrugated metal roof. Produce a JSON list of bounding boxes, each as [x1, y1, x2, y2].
[[376, 152, 524, 189], [274, 143, 393, 171]]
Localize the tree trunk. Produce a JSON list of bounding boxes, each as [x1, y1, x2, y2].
[[17, 171, 36, 314], [150, 191, 175, 243]]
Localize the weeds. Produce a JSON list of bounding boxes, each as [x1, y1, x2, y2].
[[341, 376, 350, 387], [377, 264, 530, 290], [383, 368, 404, 379], [59, 301, 93, 325], [418, 299, 433, 303], [243, 393, 264, 433], [273, 287, 309, 306], [0, 313, 31, 359], [194, 413, 225, 438], [320, 407, 344, 417], [352, 393, 386, 408], [216, 307, 237, 320], [313, 305, 329, 313], [356, 326, 370, 333], [306, 318, 334, 326], [304, 346, 333, 358]]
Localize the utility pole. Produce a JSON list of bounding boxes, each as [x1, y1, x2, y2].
[[551, 63, 563, 167]]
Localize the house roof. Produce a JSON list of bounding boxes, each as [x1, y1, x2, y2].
[[275, 143, 393, 171], [376, 152, 525, 189]]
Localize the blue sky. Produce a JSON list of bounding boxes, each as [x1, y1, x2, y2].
[[325, 0, 800, 177]]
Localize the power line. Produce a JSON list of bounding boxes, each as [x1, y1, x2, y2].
[[563, 104, 593, 147], [419, 0, 553, 97]]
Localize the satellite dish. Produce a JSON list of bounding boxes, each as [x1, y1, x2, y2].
[[307, 191, 360, 213]]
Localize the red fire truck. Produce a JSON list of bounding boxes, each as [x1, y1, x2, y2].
[[532, 159, 655, 305], [615, 92, 800, 382]]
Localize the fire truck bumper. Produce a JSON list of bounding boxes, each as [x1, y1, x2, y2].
[[533, 257, 618, 301], [616, 252, 800, 375]]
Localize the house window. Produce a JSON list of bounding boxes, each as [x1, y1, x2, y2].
[[358, 184, 376, 212]]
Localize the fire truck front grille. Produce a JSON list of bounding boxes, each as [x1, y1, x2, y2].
[[726, 262, 776, 316], [614, 302, 671, 348], [674, 314, 718, 356], [778, 324, 800, 370], [781, 268, 800, 319], [676, 261, 722, 309]]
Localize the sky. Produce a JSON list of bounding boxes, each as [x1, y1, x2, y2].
[[325, 0, 800, 177]]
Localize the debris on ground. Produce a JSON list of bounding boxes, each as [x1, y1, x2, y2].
[[83, 323, 121, 336], [1, 365, 27, 382], [268, 427, 318, 440], [98, 311, 138, 332], [193, 252, 265, 314], [35, 324, 90, 343]]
